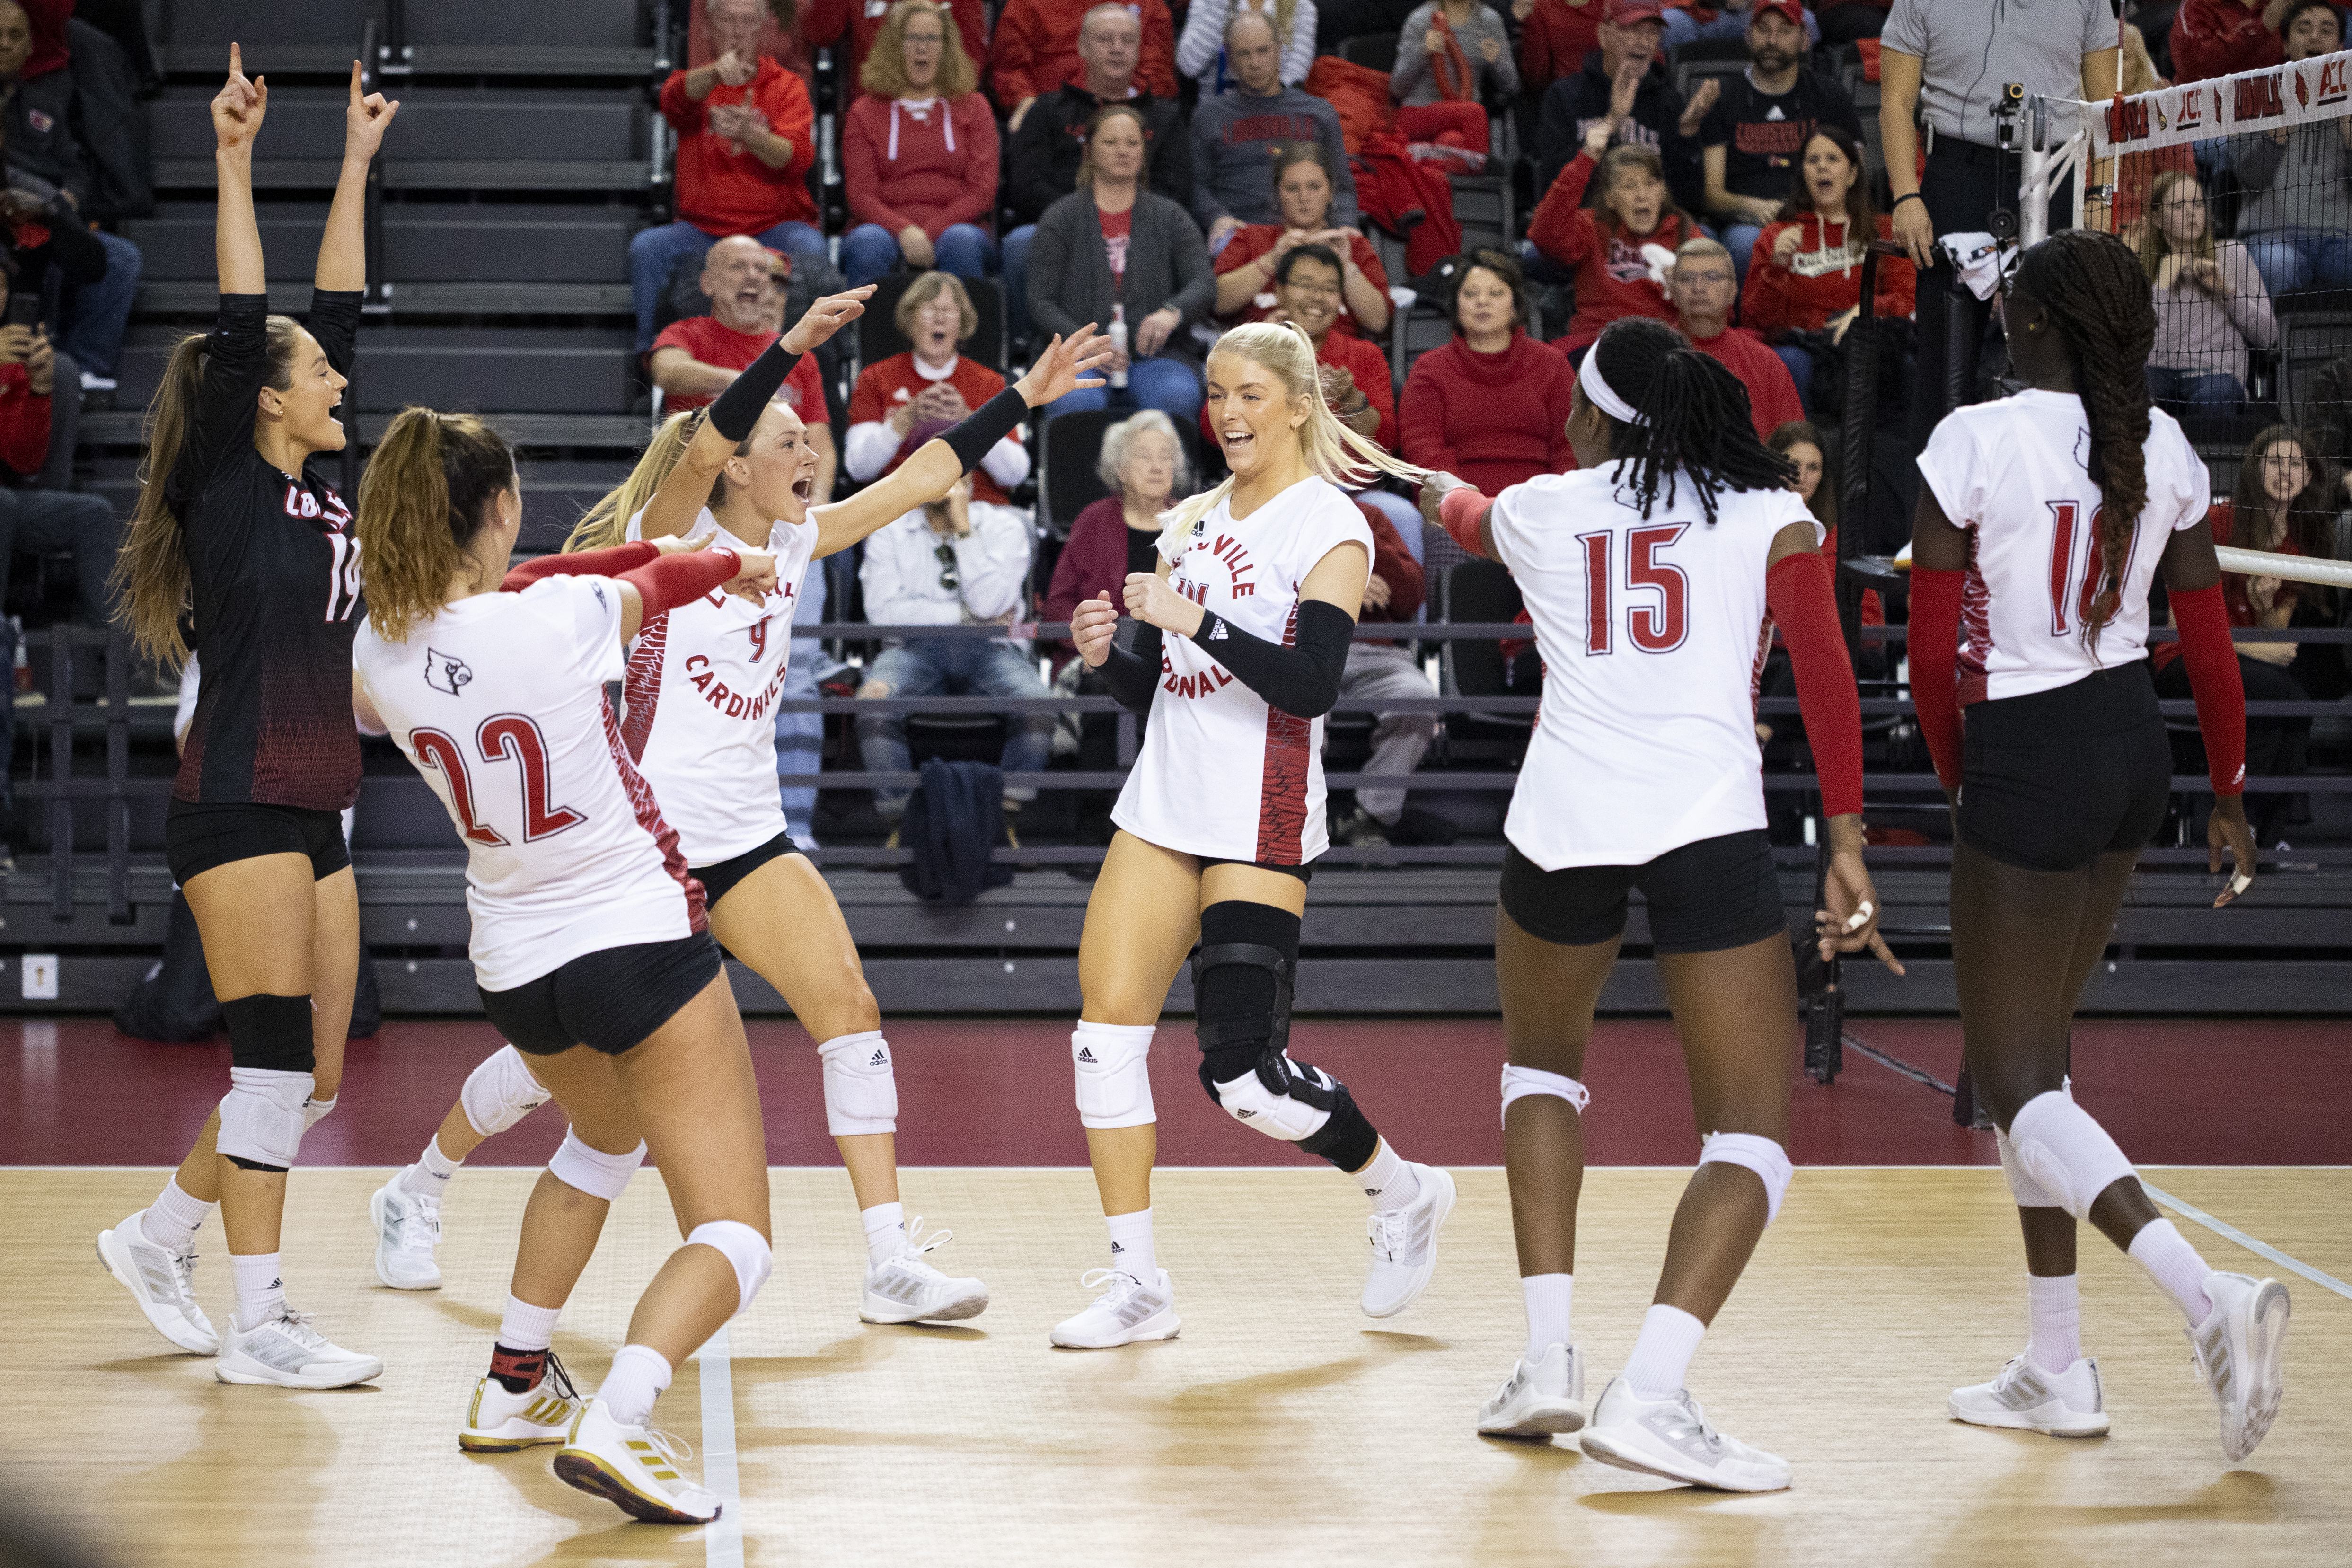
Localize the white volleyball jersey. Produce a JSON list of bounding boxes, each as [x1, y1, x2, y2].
[[621, 507, 820, 865], [353, 576, 706, 992], [1489, 466, 1819, 871], [1915, 389, 2210, 705], [1112, 476, 1374, 865]]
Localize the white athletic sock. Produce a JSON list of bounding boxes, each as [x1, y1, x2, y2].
[[1355, 1138, 1422, 1214], [1621, 1304, 1706, 1401], [400, 1135, 462, 1200], [229, 1251, 287, 1333], [497, 1295, 562, 1354], [598, 1344, 674, 1429], [1523, 1273, 1573, 1365], [140, 1176, 215, 1252], [2025, 1273, 2082, 1374], [1106, 1207, 1157, 1283], [861, 1201, 907, 1266], [2128, 1218, 2215, 1326]]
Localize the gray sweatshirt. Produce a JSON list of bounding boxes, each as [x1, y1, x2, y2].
[[1391, 2, 1518, 107], [2230, 119, 2352, 240], [1189, 84, 1360, 230]]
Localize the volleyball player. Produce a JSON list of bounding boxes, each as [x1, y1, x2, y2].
[[1908, 230, 2289, 1462], [1427, 317, 1893, 1490], [1054, 321, 1453, 1349], [95, 50, 394, 1388]]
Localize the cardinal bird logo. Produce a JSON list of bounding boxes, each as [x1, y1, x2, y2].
[[424, 648, 474, 696]]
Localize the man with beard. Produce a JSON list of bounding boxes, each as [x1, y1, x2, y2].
[[1697, 0, 1861, 283]]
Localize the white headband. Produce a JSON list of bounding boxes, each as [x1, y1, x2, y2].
[[1578, 348, 1645, 426]]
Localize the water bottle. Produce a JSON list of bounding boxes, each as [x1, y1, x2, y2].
[[1108, 304, 1129, 390]]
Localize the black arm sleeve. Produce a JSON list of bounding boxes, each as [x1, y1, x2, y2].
[[1187, 598, 1354, 719], [708, 337, 803, 441], [165, 293, 273, 519], [1100, 620, 1164, 713], [942, 388, 1028, 475], [307, 288, 365, 377]]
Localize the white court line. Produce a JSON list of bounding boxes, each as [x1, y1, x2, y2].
[[698, 1325, 744, 1568], [2141, 1180, 2352, 1304]]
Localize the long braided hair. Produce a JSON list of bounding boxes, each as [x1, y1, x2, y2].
[[1587, 318, 1796, 523], [2013, 229, 2155, 645]]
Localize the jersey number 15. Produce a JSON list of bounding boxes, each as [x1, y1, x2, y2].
[[411, 715, 588, 847], [1577, 523, 1690, 655]]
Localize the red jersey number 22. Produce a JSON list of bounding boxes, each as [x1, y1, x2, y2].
[[411, 715, 588, 846]]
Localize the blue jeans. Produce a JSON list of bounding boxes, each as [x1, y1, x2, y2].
[[1003, 223, 1038, 346], [62, 230, 141, 379], [1774, 344, 1814, 416], [1047, 356, 1203, 422], [774, 564, 829, 846], [629, 218, 829, 352], [2147, 366, 2245, 416], [2244, 228, 2352, 298], [841, 221, 995, 290], [1723, 221, 1765, 285], [1662, 7, 1818, 49], [857, 639, 1055, 813]]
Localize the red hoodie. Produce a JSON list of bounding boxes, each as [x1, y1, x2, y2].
[[1517, 0, 1604, 99], [1527, 151, 1695, 351], [1740, 213, 1917, 336], [659, 59, 818, 234], [842, 94, 1000, 239], [2169, 0, 2285, 84], [991, 0, 1177, 106], [1401, 329, 1578, 493]]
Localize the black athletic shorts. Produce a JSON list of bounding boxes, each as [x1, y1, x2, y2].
[[1500, 829, 1786, 953], [479, 931, 723, 1057], [1958, 664, 2170, 873], [694, 829, 800, 910], [1199, 855, 1313, 884], [165, 799, 350, 885]]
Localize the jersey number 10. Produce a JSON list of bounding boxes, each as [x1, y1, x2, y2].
[[410, 715, 588, 847], [1577, 523, 1690, 655], [2045, 501, 2124, 637]]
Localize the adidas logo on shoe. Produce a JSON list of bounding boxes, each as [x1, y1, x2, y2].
[[1110, 1241, 1126, 1253], [868, 1049, 888, 1066], [1077, 1047, 1097, 1062]]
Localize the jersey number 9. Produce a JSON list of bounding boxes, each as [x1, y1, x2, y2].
[[1577, 523, 1691, 656]]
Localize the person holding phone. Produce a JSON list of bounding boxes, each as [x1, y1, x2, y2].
[[0, 255, 117, 627]]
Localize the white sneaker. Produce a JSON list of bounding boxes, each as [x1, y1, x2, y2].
[[1580, 1376, 1792, 1492], [553, 1396, 720, 1524], [1362, 1163, 1455, 1318], [1048, 1268, 1180, 1349], [1948, 1354, 2109, 1437], [861, 1218, 990, 1324], [97, 1211, 218, 1354], [1478, 1342, 1585, 1436], [460, 1352, 587, 1453], [370, 1177, 443, 1290], [2191, 1271, 2291, 1462], [215, 1304, 383, 1389]]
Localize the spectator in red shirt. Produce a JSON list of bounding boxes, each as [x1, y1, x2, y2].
[[689, 0, 812, 86], [647, 235, 838, 499], [840, 1, 999, 289], [845, 272, 1031, 505], [1042, 409, 1190, 643], [1515, 0, 1606, 103], [1212, 144, 1391, 338], [1669, 237, 1803, 439], [1401, 251, 1579, 490], [1528, 129, 1698, 355], [995, 0, 1179, 132], [803, 0, 988, 82], [2170, 0, 2289, 84], [632, 0, 827, 352], [1739, 126, 1916, 412], [0, 259, 116, 625]]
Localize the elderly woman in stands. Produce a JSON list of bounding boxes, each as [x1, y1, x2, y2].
[[1399, 250, 1576, 491], [1027, 103, 1216, 420], [1044, 409, 1192, 642], [844, 270, 1030, 506], [1526, 131, 1699, 360], [1212, 143, 1391, 337], [840, 0, 1000, 288], [2137, 169, 2276, 418]]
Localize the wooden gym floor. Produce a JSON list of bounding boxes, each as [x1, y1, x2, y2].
[[5, 1163, 2345, 1567]]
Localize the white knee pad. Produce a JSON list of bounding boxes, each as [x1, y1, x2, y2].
[[1499, 1064, 1588, 1126], [1072, 1022, 1156, 1130], [686, 1219, 774, 1318], [302, 1094, 337, 1130], [2007, 1089, 2137, 1224], [1212, 1052, 1338, 1143], [817, 1031, 899, 1137], [460, 1044, 551, 1138], [547, 1128, 647, 1201], [1699, 1131, 1793, 1225], [218, 1067, 314, 1169], [1995, 1128, 2062, 1210]]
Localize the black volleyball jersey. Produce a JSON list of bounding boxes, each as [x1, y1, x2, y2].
[[170, 291, 366, 810]]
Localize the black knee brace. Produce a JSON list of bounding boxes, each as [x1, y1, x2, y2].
[[1192, 900, 1298, 1089], [222, 994, 316, 1074]]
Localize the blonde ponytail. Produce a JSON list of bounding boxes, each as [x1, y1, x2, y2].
[[357, 407, 516, 643], [1156, 320, 1429, 557], [567, 409, 699, 551]]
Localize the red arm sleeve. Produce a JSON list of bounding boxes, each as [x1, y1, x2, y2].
[[618, 547, 744, 621], [1767, 551, 1864, 819], [1907, 567, 1965, 792], [1527, 153, 1599, 266], [501, 542, 660, 592], [2170, 580, 2249, 796], [1438, 484, 1494, 559]]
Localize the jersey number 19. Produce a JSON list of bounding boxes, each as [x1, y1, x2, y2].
[[411, 715, 588, 847]]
